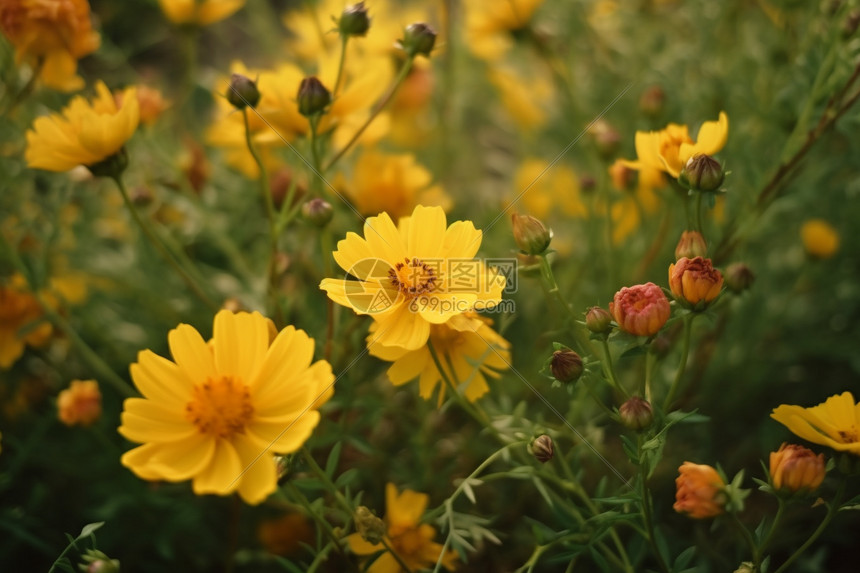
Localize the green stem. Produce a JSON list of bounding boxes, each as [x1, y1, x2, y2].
[[322, 228, 335, 362], [694, 191, 704, 234], [600, 338, 628, 400], [2, 57, 44, 116], [537, 253, 592, 353], [324, 55, 415, 171], [663, 313, 694, 411], [772, 478, 848, 573], [112, 175, 218, 310], [638, 435, 670, 573], [334, 36, 349, 97], [729, 511, 758, 566], [755, 499, 785, 566], [283, 482, 350, 561], [644, 350, 656, 401]]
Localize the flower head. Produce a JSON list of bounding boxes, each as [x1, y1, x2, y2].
[[465, 0, 543, 61], [320, 205, 505, 350], [769, 443, 826, 494], [668, 257, 723, 308], [26, 81, 139, 172], [623, 112, 728, 178], [346, 483, 458, 572], [157, 0, 244, 26], [58, 379, 102, 426], [118, 310, 334, 505], [673, 462, 726, 519], [801, 219, 840, 259], [368, 313, 510, 405], [610, 282, 670, 337], [0, 273, 53, 369], [0, 0, 100, 91], [771, 392, 860, 456]]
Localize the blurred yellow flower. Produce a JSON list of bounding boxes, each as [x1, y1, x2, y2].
[[465, 0, 543, 61], [623, 112, 729, 178], [488, 67, 553, 130], [157, 0, 244, 26], [121, 85, 170, 126], [342, 150, 451, 219], [119, 310, 335, 505], [513, 158, 586, 220], [346, 483, 458, 572], [771, 392, 860, 456], [0, 274, 54, 369], [800, 219, 839, 259], [320, 205, 505, 350], [0, 0, 100, 91], [58, 379, 102, 427], [26, 81, 139, 172], [368, 313, 510, 406]]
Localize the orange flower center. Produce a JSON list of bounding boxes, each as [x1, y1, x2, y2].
[[389, 527, 427, 565], [388, 257, 437, 297], [185, 376, 254, 439], [838, 429, 859, 443]]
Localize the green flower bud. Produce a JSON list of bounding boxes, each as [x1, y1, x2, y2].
[[530, 435, 553, 463], [550, 348, 583, 383], [674, 230, 708, 260], [79, 550, 120, 573], [724, 262, 755, 294], [619, 396, 653, 431], [585, 306, 612, 335], [226, 73, 261, 109], [679, 153, 725, 192], [339, 2, 370, 37], [297, 76, 331, 117], [354, 506, 386, 545], [398, 23, 437, 58], [512, 213, 551, 255], [302, 198, 334, 227]]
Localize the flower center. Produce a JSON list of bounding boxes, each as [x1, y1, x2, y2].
[[389, 526, 426, 564], [185, 376, 254, 439], [388, 257, 437, 297], [838, 428, 859, 443]]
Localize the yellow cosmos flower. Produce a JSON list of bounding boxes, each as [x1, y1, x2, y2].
[[26, 81, 139, 172], [320, 205, 505, 351], [513, 158, 586, 220], [368, 313, 510, 406], [157, 0, 244, 26], [623, 112, 729, 178], [771, 392, 860, 456], [0, 0, 100, 91], [465, 0, 543, 61], [0, 274, 54, 369], [800, 219, 840, 259], [118, 310, 335, 505], [488, 66, 553, 130], [346, 483, 458, 573], [342, 150, 451, 219]]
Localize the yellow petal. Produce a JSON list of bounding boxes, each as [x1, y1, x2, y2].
[[232, 433, 278, 505], [212, 310, 268, 384], [407, 205, 447, 259], [146, 434, 217, 482], [192, 438, 242, 495], [168, 323, 217, 384], [131, 349, 191, 406]]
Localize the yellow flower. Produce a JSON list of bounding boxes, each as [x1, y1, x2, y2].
[[623, 112, 729, 178], [487, 66, 553, 130], [771, 392, 860, 456], [465, 0, 543, 61], [0, 274, 53, 369], [513, 158, 586, 220], [346, 483, 458, 572], [320, 205, 505, 351], [0, 0, 100, 92], [58, 379, 102, 427], [342, 150, 451, 219], [118, 310, 335, 505], [157, 0, 244, 26], [26, 81, 139, 172], [800, 219, 839, 259], [368, 313, 510, 406]]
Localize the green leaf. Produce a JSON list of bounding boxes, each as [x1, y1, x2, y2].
[[78, 522, 104, 540], [325, 442, 343, 478], [674, 546, 696, 571]]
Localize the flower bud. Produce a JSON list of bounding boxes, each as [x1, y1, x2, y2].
[[226, 73, 261, 109], [511, 213, 551, 255], [619, 396, 653, 431], [339, 2, 371, 37], [679, 153, 725, 192], [588, 119, 621, 159], [550, 348, 583, 383], [297, 76, 331, 117], [79, 549, 120, 573], [609, 283, 670, 337], [800, 219, 840, 259], [302, 198, 334, 227], [608, 159, 634, 191], [733, 563, 755, 573], [398, 23, 437, 58], [639, 85, 665, 117], [724, 262, 754, 294], [579, 174, 596, 192], [130, 186, 154, 207], [354, 506, 386, 545], [530, 435, 553, 463], [770, 443, 826, 495], [58, 380, 102, 427], [668, 257, 723, 308], [674, 230, 707, 260], [673, 462, 726, 519], [585, 306, 612, 335]]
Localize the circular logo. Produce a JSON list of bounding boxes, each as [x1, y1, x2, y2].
[[344, 258, 401, 314]]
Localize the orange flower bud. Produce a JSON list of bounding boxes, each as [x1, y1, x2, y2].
[[668, 257, 723, 307], [609, 283, 670, 337], [57, 379, 101, 427], [674, 231, 708, 260], [770, 443, 826, 494], [673, 462, 726, 519]]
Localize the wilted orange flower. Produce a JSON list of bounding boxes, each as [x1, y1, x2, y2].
[[673, 462, 726, 519], [610, 282, 670, 337], [58, 379, 102, 426], [668, 257, 723, 307], [0, 273, 53, 369], [769, 443, 825, 494], [0, 0, 100, 91], [346, 483, 458, 572]]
